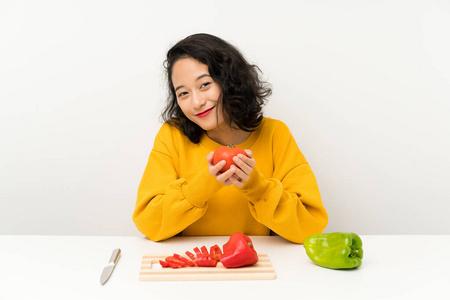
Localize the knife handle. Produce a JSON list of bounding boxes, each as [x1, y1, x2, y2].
[[109, 248, 121, 265]]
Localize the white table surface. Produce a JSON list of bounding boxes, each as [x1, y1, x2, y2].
[[1, 235, 449, 300]]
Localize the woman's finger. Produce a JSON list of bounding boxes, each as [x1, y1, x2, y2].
[[232, 167, 249, 182], [216, 165, 236, 183], [209, 160, 226, 176], [206, 151, 214, 163], [229, 174, 244, 188], [233, 155, 254, 175]]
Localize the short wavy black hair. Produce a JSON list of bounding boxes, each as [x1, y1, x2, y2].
[[161, 33, 272, 144]]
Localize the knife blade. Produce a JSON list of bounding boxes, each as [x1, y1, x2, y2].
[[100, 248, 121, 285]]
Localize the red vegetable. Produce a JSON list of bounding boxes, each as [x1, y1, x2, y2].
[[174, 253, 196, 267], [193, 247, 203, 258], [160, 246, 219, 268], [210, 244, 223, 261], [164, 256, 186, 268], [159, 233, 258, 269], [212, 145, 247, 172], [220, 232, 258, 268], [159, 260, 169, 267], [193, 246, 218, 267], [185, 251, 196, 261]]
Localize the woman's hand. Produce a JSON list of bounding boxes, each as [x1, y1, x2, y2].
[[207, 150, 255, 188]]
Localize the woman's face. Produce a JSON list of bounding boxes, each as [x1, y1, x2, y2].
[[171, 57, 225, 132]]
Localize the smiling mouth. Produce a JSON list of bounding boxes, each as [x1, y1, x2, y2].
[[196, 107, 215, 118]]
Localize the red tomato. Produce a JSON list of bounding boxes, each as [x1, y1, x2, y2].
[[212, 145, 247, 173]]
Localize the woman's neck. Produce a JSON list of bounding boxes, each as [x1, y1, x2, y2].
[[206, 125, 251, 146]]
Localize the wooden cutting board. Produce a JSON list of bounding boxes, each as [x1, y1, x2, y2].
[[139, 253, 276, 281]]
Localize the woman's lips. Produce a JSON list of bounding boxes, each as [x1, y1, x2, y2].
[[196, 107, 214, 118]]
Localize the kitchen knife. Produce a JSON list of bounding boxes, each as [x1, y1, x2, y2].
[[100, 248, 121, 285]]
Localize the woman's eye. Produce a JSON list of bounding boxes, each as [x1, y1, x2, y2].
[[178, 92, 188, 98], [201, 82, 211, 89]]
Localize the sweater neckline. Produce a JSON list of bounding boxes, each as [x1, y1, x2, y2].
[[199, 117, 265, 151]]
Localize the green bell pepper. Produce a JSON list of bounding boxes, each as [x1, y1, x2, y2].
[[303, 232, 363, 269]]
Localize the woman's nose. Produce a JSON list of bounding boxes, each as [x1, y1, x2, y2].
[[191, 91, 206, 109]]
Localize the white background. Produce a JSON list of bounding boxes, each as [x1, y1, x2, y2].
[[1, 0, 449, 236]]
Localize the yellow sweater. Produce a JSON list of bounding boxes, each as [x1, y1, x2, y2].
[[133, 117, 328, 243]]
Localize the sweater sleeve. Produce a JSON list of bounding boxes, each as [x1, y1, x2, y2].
[[132, 124, 223, 241], [241, 122, 328, 244]]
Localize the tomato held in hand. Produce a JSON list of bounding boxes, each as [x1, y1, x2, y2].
[[213, 145, 247, 173]]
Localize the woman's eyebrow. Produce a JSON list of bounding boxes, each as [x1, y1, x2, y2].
[[196, 74, 211, 81], [174, 74, 211, 92]]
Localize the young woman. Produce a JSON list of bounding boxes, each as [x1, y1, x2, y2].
[[132, 33, 328, 243]]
